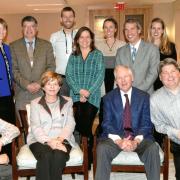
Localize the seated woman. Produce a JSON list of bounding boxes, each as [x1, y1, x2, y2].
[[0, 118, 20, 180], [27, 71, 76, 180]]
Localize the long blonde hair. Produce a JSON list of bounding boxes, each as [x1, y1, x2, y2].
[[148, 17, 172, 55]]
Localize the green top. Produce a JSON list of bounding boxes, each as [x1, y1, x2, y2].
[[65, 49, 105, 108]]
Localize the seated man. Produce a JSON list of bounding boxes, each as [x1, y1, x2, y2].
[[95, 65, 160, 180], [151, 58, 180, 180], [0, 118, 20, 180]]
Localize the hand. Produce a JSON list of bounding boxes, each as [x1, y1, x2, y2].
[[80, 96, 87, 103], [55, 142, 67, 152], [0, 154, 9, 164], [27, 83, 41, 94], [79, 89, 90, 98], [47, 138, 59, 149]]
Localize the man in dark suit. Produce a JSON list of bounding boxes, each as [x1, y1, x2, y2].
[[10, 16, 55, 110], [116, 18, 160, 95], [95, 65, 160, 180]]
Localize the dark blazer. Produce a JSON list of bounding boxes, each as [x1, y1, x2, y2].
[[0, 43, 13, 97], [10, 37, 55, 109], [101, 87, 153, 140], [116, 40, 160, 94]]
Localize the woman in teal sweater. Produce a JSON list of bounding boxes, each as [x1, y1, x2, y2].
[[66, 26, 105, 169]]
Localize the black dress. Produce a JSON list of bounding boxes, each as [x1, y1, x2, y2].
[[154, 42, 177, 90]]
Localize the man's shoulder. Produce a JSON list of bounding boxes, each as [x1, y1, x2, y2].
[[140, 40, 158, 50], [104, 88, 118, 100], [50, 30, 62, 39], [36, 37, 51, 45], [151, 87, 165, 100], [10, 38, 24, 47], [132, 87, 150, 99]]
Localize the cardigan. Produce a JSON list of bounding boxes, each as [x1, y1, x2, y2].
[[65, 49, 105, 108]]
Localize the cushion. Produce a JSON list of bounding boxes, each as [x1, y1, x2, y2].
[[112, 144, 164, 165], [17, 144, 83, 169]]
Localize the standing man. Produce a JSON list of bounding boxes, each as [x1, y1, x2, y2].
[[116, 18, 160, 94], [95, 65, 160, 180], [50, 7, 77, 96], [10, 16, 55, 110], [151, 58, 180, 180]]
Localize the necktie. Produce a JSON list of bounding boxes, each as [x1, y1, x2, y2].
[[0, 46, 12, 89], [131, 46, 136, 62], [27, 42, 34, 67], [123, 94, 133, 139]]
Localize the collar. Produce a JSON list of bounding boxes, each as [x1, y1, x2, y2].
[[24, 37, 36, 44], [38, 95, 68, 116], [120, 87, 132, 98], [130, 39, 141, 50]]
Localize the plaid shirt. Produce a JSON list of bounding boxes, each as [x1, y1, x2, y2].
[[66, 49, 105, 108]]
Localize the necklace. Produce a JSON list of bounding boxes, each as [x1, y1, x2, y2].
[[105, 39, 116, 52]]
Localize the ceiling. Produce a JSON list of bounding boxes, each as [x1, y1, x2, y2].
[[0, 0, 177, 14]]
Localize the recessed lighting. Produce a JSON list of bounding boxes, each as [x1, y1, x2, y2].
[[27, 3, 64, 7], [33, 8, 61, 11]]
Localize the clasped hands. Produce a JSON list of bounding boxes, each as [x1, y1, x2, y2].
[[79, 89, 90, 103], [46, 137, 67, 152], [114, 136, 140, 152]]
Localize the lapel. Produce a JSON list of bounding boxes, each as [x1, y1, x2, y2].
[[33, 38, 40, 67], [125, 44, 132, 66], [133, 40, 145, 66], [130, 87, 138, 127], [20, 38, 32, 67], [114, 88, 123, 119]]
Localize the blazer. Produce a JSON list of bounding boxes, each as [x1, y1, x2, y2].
[[0, 43, 13, 97], [27, 95, 76, 147], [10, 37, 55, 109], [101, 87, 153, 140], [116, 40, 160, 94]]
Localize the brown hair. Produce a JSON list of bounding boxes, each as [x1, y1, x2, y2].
[[103, 17, 118, 38], [60, 6, 75, 17], [0, 18, 8, 30], [159, 58, 180, 74], [123, 18, 142, 32], [21, 16, 38, 26], [148, 17, 172, 55], [73, 26, 95, 56], [40, 71, 63, 87]]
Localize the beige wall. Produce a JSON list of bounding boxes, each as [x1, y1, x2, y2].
[[1, 3, 179, 60], [0, 5, 88, 43]]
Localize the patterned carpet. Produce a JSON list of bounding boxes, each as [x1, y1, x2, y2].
[[19, 159, 175, 180]]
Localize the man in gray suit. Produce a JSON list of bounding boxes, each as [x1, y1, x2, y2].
[[10, 16, 55, 110], [116, 18, 160, 94]]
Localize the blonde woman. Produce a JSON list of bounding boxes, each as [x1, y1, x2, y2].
[[148, 17, 177, 90]]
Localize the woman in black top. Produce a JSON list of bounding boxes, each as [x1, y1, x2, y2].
[[148, 17, 177, 90]]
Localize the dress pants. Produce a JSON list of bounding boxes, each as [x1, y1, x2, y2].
[[30, 142, 69, 180], [95, 138, 160, 180], [73, 101, 98, 169], [171, 141, 180, 180]]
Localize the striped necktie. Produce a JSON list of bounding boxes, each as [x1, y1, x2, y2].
[[131, 46, 136, 62], [123, 94, 133, 139]]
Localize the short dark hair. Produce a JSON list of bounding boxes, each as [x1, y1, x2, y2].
[[21, 16, 38, 26], [103, 17, 118, 38], [73, 26, 95, 56], [60, 7, 75, 17], [159, 58, 180, 74], [0, 18, 8, 30]]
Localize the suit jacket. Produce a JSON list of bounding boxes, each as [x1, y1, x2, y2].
[[116, 40, 160, 94], [10, 37, 55, 109], [0, 43, 13, 97], [27, 95, 76, 147], [101, 87, 153, 140]]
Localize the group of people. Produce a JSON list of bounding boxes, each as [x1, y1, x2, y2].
[[0, 5, 180, 180]]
